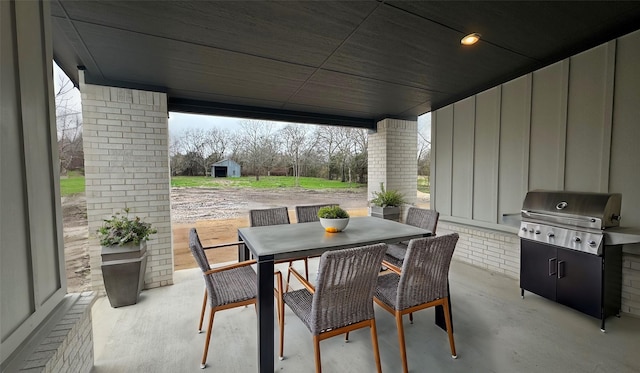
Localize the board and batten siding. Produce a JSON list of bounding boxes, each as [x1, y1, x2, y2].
[[433, 29, 640, 231], [1, 0, 66, 363], [432, 29, 640, 316]]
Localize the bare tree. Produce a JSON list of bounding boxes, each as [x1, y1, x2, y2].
[[238, 120, 279, 180], [315, 126, 343, 180], [175, 128, 208, 175], [334, 127, 367, 183], [417, 115, 431, 177], [55, 73, 83, 175], [280, 124, 319, 186]]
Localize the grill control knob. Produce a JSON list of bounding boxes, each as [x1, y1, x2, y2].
[[529, 228, 534, 233], [521, 227, 528, 232], [547, 232, 555, 238], [535, 230, 541, 234], [588, 240, 597, 247], [573, 237, 581, 243]]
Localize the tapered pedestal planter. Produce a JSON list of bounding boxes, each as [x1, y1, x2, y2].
[[101, 241, 147, 308], [370, 206, 400, 221]]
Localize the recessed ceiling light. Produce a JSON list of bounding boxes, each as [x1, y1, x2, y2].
[[461, 33, 481, 46]]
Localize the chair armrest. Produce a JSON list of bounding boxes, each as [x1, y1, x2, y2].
[[289, 267, 315, 294], [202, 241, 244, 250], [204, 259, 256, 275], [381, 260, 402, 275]]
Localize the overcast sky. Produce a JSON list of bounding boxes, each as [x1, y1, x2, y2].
[[54, 62, 430, 138]]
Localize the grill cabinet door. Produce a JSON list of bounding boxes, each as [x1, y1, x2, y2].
[[520, 240, 557, 301], [556, 248, 602, 319]]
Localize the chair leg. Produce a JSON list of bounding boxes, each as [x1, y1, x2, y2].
[[201, 308, 216, 369], [370, 319, 382, 373], [396, 312, 409, 373], [198, 289, 207, 333], [409, 312, 413, 324], [279, 305, 285, 360], [442, 298, 457, 359], [345, 332, 349, 342], [313, 335, 322, 373], [278, 294, 285, 360], [285, 259, 310, 292]]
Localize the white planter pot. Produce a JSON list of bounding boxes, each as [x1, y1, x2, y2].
[[319, 217, 350, 232]]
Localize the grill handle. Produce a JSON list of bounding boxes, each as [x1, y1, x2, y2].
[[557, 260, 565, 279], [522, 211, 599, 225], [548, 258, 557, 276]]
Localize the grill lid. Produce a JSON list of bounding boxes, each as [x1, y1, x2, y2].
[[521, 190, 621, 229]]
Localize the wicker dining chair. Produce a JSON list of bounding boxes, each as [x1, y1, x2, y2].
[[384, 207, 440, 267], [375, 233, 459, 373], [249, 207, 309, 284], [194, 237, 247, 335], [294, 204, 337, 223], [189, 228, 257, 369], [277, 243, 387, 373]]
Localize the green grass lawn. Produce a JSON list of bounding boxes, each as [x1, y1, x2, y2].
[[417, 175, 430, 194], [60, 175, 364, 196], [60, 171, 85, 196], [171, 176, 365, 190], [60, 174, 427, 195]]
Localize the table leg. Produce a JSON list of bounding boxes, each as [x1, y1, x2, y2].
[[257, 256, 275, 373], [435, 281, 453, 333]]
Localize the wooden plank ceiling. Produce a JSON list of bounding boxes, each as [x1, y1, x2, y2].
[[51, 1, 640, 128]]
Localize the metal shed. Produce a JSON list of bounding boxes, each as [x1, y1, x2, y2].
[[211, 159, 241, 178]]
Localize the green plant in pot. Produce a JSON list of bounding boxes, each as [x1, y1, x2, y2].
[[317, 205, 350, 233], [97, 208, 157, 308], [370, 182, 406, 221]]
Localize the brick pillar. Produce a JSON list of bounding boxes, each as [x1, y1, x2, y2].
[[80, 71, 173, 294], [368, 118, 418, 216]]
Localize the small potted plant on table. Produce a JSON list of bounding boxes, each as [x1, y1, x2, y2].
[[97, 208, 157, 307], [317, 205, 350, 233], [370, 182, 406, 221]]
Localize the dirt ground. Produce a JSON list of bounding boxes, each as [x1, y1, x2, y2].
[[62, 187, 430, 293]]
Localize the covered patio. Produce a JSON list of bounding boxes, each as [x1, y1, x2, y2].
[[91, 259, 640, 372], [3, 1, 640, 372]]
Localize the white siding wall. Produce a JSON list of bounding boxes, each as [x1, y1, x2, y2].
[[1, 1, 96, 370], [81, 77, 173, 294], [432, 29, 640, 317], [1, 0, 67, 364]]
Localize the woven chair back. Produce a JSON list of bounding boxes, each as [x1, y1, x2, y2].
[[396, 233, 459, 310], [295, 204, 337, 223], [249, 207, 290, 227], [189, 228, 211, 272], [310, 243, 387, 335], [405, 207, 439, 234]]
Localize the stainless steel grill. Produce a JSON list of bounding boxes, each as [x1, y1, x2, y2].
[[518, 190, 621, 255], [518, 190, 623, 331]]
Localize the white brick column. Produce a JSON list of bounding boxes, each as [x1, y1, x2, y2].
[[80, 72, 173, 294], [368, 118, 418, 216]]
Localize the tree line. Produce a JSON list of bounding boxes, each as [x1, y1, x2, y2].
[[170, 119, 431, 184]]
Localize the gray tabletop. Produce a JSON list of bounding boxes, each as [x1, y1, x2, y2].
[[238, 216, 432, 261]]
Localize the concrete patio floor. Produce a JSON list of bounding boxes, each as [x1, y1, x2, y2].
[[91, 259, 640, 373]]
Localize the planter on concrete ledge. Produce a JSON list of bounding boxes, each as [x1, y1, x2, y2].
[[101, 241, 147, 308], [370, 206, 401, 222]]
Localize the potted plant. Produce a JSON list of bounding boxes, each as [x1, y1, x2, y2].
[[317, 205, 350, 233], [97, 208, 157, 307], [370, 182, 406, 221]]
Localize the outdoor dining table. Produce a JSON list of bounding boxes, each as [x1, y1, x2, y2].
[[238, 216, 438, 373]]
